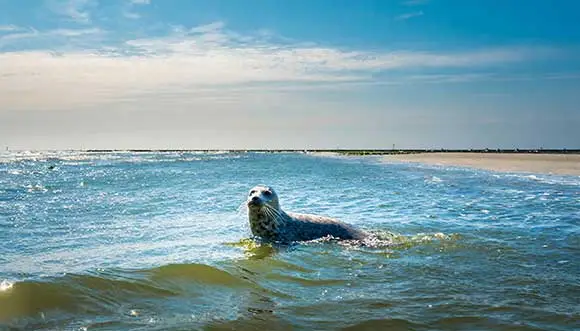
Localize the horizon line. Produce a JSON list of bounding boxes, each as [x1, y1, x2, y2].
[[2, 148, 580, 154]]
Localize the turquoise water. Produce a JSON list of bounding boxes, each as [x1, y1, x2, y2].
[[1, 151, 578, 330]]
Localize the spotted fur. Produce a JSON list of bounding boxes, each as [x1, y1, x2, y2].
[[246, 185, 367, 243]]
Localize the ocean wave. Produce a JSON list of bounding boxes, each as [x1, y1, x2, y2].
[[0, 232, 463, 325], [142, 263, 251, 287], [0, 263, 256, 325]]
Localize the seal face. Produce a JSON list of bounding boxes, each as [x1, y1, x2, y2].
[[246, 185, 281, 240], [246, 185, 367, 243]]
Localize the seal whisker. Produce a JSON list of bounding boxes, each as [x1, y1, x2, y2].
[[263, 204, 277, 218], [264, 203, 282, 217], [263, 207, 280, 226], [264, 205, 284, 225]]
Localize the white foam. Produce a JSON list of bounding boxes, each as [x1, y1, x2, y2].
[[425, 176, 443, 183], [0, 279, 14, 292], [503, 173, 580, 186]]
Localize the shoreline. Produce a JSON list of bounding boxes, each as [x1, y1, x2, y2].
[[2, 149, 579, 176], [384, 153, 580, 176], [2, 149, 579, 155]]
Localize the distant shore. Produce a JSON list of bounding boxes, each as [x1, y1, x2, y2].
[[3, 148, 579, 155], [384, 152, 580, 176]]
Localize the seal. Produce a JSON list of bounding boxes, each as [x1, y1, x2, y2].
[[246, 185, 367, 243]]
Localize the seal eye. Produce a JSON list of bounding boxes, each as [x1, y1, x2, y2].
[[249, 190, 256, 196], [263, 191, 272, 196]]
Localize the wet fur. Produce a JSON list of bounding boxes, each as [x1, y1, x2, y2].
[[247, 185, 367, 243]]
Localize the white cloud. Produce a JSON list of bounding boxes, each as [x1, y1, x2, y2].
[[0, 22, 562, 112], [129, 0, 150, 4], [396, 11, 424, 20]]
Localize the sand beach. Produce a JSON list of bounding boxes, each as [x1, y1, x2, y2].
[[385, 153, 580, 176]]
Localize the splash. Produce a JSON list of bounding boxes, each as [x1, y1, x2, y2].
[[226, 231, 460, 253], [0, 280, 13, 292], [425, 176, 443, 183], [331, 230, 461, 250], [25, 184, 48, 193]]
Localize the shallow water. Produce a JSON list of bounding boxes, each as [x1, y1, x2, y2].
[[0, 151, 578, 330]]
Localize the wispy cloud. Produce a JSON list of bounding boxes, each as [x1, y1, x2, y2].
[[49, 0, 96, 24], [544, 72, 580, 80], [0, 25, 22, 32], [123, 11, 141, 19], [50, 28, 103, 37], [189, 21, 226, 34], [404, 71, 580, 84], [403, 0, 429, 6], [0, 27, 104, 49], [123, 0, 151, 19], [396, 11, 424, 20], [0, 28, 40, 44]]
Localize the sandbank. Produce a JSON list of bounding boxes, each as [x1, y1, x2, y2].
[[385, 153, 580, 176]]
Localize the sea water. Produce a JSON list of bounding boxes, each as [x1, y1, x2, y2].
[[0, 151, 578, 330]]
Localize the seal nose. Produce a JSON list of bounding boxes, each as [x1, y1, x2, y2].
[[251, 196, 259, 202]]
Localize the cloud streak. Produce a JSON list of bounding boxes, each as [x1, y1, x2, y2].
[[402, 0, 429, 6], [396, 11, 424, 20], [0, 25, 22, 32], [0, 26, 104, 50]]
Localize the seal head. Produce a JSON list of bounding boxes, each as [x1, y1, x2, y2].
[[246, 185, 282, 240]]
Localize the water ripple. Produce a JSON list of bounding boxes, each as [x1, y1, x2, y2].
[[0, 152, 578, 330]]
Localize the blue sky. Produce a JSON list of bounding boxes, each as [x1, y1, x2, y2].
[[1, 0, 579, 149]]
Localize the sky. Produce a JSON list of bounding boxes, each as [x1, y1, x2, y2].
[[1, 0, 579, 150]]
